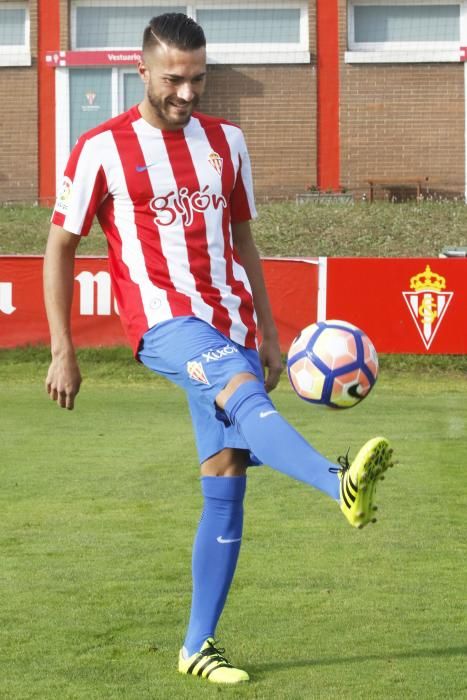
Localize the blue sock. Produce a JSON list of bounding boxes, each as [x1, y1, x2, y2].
[[224, 381, 340, 500], [183, 475, 246, 657]]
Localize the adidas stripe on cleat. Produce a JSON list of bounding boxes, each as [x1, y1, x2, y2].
[[178, 638, 249, 684], [333, 437, 394, 529]]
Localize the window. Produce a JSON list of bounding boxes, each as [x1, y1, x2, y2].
[[346, 1, 464, 63], [196, 6, 307, 62], [198, 9, 300, 44], [71, 1, 309, 64], [73, 4, 186, 49], [0, 2, 30, 67]]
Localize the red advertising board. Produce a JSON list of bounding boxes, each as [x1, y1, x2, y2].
[[1, 256, 465, 353], [0, 257, 126, 348], [325, 258, 467, 354], [0, 256, 319, 352]]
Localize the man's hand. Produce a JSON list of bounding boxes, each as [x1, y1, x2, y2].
[[259, 335, 283, 393], [45, 353, 82, 410]]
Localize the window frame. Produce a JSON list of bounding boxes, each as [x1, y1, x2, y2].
[[346, 0, 467, 64], [70, 0, 310, 64], [0, 1, 31, 67]]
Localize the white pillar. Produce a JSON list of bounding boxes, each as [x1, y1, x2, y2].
[[317, 256, 327, 321]]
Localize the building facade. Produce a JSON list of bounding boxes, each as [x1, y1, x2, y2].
[[0, 0, 38, 202], [339, 0, 465, 197], [0, 0, 465, 204]]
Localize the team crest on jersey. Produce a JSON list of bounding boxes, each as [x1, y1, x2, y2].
[[208, 151, 223, 176], [187, 360, 210, 385], [55, 176, 73, 214], [402, 264, 453, 350]]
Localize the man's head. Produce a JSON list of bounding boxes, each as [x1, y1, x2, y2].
[[138, 13, 207, 130]]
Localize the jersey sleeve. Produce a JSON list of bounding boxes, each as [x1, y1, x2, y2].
[[51, 136, 108, 236], [230, 131, 258, 224]]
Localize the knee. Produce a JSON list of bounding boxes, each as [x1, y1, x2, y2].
[[201, 448, 249, 477], [215, 371, 258, 410]]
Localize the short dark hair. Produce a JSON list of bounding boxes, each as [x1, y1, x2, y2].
[[143, 13, 206, 54]]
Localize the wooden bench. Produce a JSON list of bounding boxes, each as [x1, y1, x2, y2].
[[367, 177, 430, 203]]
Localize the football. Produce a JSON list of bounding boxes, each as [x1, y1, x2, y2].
[[287, 320, 379, 409]]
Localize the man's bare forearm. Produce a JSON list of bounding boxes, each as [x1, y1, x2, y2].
[[43, 224, 82, 409], [44, 225, 80, 354]]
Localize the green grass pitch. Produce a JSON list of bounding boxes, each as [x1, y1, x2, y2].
[[1, 349, 466, 699]]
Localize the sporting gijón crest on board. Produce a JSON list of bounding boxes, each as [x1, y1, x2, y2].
[[402, 264, 453, 350]]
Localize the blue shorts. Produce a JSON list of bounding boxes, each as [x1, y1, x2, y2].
[[138, 317, 264, 465]]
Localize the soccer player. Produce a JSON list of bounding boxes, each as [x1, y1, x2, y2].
[[43, 13, 394, 685]]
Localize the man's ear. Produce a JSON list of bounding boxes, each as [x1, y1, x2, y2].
[[137, 60, 149, 83]]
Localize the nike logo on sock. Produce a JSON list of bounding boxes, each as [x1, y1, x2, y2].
[[259, 410, 278, 419], [216, 536, 242, 544]]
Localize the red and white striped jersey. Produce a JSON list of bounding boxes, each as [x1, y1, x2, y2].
[[52, 105, 258, 353]]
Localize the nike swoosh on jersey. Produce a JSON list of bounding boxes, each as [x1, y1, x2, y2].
[[135, 163, 156, 172], [216, 536, 242, 544]]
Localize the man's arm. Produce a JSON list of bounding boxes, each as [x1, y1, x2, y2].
[[43, 224, 82, 410], [232, 221, 283, 392]]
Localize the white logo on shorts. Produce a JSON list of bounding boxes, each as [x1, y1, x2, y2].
[[186, 360, 210, 385], [259, 410, 278, 419], [202, 345, 238, 362]]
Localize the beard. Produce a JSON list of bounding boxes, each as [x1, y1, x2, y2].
[[146, 84, 199, 129]]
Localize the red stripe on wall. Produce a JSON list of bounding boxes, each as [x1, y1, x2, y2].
[[316, 0, 340, 191], [38, 0, 60, 205]]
